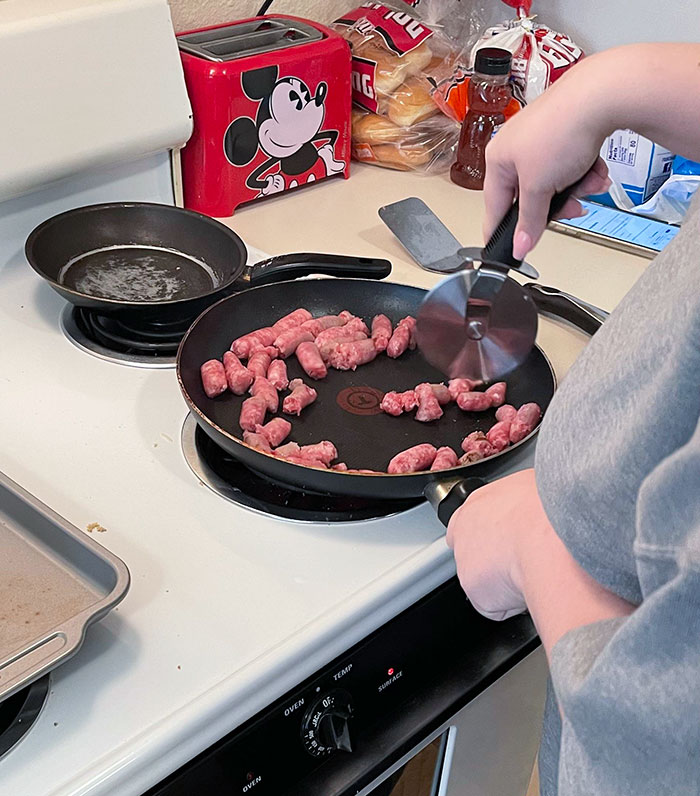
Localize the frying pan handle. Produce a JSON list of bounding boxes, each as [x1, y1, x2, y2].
[[248, 254, 392, 286], [482, 190, 572, 270], [424, 477, 487, 527], [524, 283, 608, 335]]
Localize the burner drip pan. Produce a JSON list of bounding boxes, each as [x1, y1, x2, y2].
[[0, 675, 49, 760], [181, 415, 422, 522], [61, 305, 182, 368]]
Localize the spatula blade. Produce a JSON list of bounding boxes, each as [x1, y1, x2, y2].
[[379, 198, 466, 273]]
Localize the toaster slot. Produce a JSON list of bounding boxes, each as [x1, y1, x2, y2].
[[178, 18, 323, 62]]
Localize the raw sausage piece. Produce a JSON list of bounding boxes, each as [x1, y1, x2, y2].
[[301, 315, 348, 337], [315, 323, 368, 350], [267, 359, 289, 391], [381, 389, 419, 416], [274, 328, 314, 358], [430, 383, 452, 405], [386, 316, 416, 359], [274, 441, 300, 457], [486, 420, 512, 452], [371, 314, 393, 352], [282, 379, 318, 416], [415, 383, 443, 422], [326, 339, 378, 371], [230, 327, 276, 358], [249, 377, 279, 413], [242, 431, 272, 453], [318, 331, 367, 362], [254, 418, 292, 447], [380, 391, 405, 416], [299, 441, 338, 466], [296, 341, 328, 380], [485, 382, 507, 407], [509, 403, 542, 443], [201, 360, 227, 399], [223, 351, 253, 395], [402, 390, 419, 412], [239, 396, 267, 432], [456, 391, 492, 412], [332, 462, 349, 471], [460, 431, 497, 461], [271, 308, 313, 335], [282, 454, 328, 469], [495, 404, 517, 423], [342, 316, 370, 335], [387, 443, 437, 474], [247, 347, 278, 379], [448, 378, 479, 401], [430, 447, 459, 471]]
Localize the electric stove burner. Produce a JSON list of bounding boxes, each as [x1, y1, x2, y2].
[[60, 305, 187, 368], [0, 676, 50, 760], [181, 415, 423, 522]]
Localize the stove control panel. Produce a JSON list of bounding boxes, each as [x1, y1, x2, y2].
[[301, 689, 354, 757], [146, 579, 538, 796]]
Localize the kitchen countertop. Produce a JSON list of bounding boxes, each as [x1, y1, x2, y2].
[[222, 163, 649, 385]]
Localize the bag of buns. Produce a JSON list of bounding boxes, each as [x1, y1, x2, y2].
[[351, 107, 459, 172], [333, 2, 481, 172]]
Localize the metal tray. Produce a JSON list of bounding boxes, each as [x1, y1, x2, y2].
[[0, 470, 130, 702]]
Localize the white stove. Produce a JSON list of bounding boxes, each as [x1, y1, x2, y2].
[[0, 2, 547, 794]]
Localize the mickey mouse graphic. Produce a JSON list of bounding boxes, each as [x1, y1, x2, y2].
[[224, 65, 346, 197]]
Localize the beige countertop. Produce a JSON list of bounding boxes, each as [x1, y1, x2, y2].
[[219, 163, 650, 382]]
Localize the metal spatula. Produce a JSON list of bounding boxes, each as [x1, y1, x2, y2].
[[380, 193, 569, 381], [378, 197, 540, 279]]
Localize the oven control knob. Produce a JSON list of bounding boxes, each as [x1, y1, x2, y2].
[[301, 689, 353, 757]]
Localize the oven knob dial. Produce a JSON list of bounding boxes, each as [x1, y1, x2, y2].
[[301, 689, 353, 757]]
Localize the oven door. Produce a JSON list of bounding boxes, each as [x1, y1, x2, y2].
[[360, 649, 545, 796]]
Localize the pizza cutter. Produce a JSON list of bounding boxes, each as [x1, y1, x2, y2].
[[380, 192, 570, 381]]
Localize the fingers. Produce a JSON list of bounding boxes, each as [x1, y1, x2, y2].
[[553, 197, 585, 221], [482, 157, 517, 243], [512, 187, 552, 261]]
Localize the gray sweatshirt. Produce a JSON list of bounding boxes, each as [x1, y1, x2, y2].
[[534, 195, 700, 794]]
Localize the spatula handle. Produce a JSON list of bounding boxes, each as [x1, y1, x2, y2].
[[482, 190, 572, 269]]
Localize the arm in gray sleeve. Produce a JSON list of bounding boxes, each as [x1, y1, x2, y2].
[[549, 422, 700, 796]]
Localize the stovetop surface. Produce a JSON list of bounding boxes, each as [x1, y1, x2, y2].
[[0, 165, 525, 796]]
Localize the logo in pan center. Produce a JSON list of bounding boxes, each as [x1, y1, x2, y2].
[[336, 386, 384, 415]]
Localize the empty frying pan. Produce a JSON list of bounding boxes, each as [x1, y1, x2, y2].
[[25, 202, 391, 327]]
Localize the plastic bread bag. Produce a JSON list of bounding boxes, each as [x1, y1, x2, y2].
[[470, 0, 584, 103], [351, 106, 460, 172], [333, 2, 486, 172], [605, 155, 700, 225]]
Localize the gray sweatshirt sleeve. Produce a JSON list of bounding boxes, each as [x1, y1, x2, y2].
[[547, 418, 700, 795]]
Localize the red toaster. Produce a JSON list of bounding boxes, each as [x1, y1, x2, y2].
[[178, 16, 352, 217]]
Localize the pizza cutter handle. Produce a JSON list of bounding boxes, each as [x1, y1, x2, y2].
[[482, 190, 572, 269]]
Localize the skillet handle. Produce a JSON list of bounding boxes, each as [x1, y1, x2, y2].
[[524, 283, 608, 335], [424, 477, 487, 527], [248, 253, 392, 286]]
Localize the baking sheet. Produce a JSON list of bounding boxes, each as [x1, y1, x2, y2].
[[0, 470, 130, 702]]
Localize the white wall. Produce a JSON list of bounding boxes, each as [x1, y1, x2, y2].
[[542, 0, 700, 53], [167, 0, 700, 49], [168, 0, 350, 32]]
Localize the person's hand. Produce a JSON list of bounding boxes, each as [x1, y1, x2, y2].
[[483, 56, 612, 260], [445, 468, 553, 621]]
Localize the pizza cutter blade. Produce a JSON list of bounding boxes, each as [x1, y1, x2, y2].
[[416, 269, 538, 382], [414, 190, 572, 381]]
